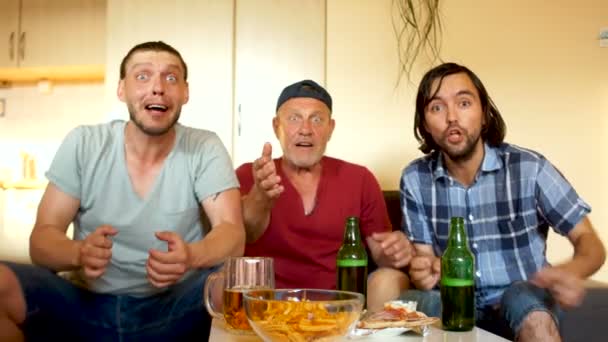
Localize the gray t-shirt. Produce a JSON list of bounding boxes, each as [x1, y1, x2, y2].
[[46, 120, 238, 296]]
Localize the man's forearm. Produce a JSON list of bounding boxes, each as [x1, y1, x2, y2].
[[189, 221, 245, 269], [242, 191, 273, 243], [30, 225, 81, 271], [558, 230, 606, 279]]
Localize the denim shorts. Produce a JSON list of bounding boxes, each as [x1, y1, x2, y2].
[[3, 262, 217, 342], [399, 281, 562, 340]]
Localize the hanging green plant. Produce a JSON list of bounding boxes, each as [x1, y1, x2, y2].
[[392, 0, 443, 84]]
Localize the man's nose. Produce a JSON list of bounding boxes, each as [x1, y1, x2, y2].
[[446, 105, 457, 124], [151, 75, 165, 95], [298, 118, 313, 133]]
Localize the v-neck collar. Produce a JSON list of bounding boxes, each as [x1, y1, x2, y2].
[[118, 122, 181, 202], [276, 156, 327, 217]]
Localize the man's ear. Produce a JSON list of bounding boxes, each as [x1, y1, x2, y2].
[[117, 80, 126, 102], [327, 118, 336, 140], [272, 116, 280, 138], [183, 81, 190, 104]]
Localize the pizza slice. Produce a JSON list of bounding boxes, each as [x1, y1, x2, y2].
[[357, 301, 439, 329]]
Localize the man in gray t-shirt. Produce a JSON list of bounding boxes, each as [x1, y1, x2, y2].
[[0, 41, 245, 341]]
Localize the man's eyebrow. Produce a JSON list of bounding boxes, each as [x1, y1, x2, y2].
[[455, 90, 476, 97], [430, 89, 476, 102], [129, 62, 153, 70], [128, 63, 182, 72]]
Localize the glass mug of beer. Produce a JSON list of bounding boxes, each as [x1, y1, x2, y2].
[[204, 256, 275, 334]]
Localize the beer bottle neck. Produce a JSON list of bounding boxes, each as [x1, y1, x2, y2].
[[343, 218, 363, 246], [447, 217, 468, 248]]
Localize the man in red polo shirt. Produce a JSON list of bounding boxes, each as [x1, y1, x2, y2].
[[236, 80, 411, 310]]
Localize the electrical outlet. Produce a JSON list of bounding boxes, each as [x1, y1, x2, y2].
[[0, 98, 5, 117]]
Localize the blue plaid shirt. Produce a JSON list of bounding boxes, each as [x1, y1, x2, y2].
[[400, 143, 590, 308]]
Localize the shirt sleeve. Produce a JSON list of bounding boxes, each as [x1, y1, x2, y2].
[[535, 158, 591, 235], [189, 132, 240, 202], [235, 162, 254, 195], [45, 126, 84, 199], [400, 165, 435, 246], [359, 168, 391, 238]]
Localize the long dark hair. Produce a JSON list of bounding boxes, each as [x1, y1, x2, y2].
[[119, 41, 188, 81], [414, 62, 506, 154]]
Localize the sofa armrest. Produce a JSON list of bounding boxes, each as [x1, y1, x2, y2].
[[561, 281, 608, 342]]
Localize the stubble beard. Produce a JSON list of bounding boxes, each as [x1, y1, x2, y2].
[[128, 105, 181, 136], [440, 131, 482, 163], [285, 146, 325, 170]]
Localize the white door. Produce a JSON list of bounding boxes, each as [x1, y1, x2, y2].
[[232, 0, 326, 167], [105, 0, 234, 149]]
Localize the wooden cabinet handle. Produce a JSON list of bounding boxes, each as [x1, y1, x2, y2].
[[9, 32, 15, 60], [18, 32, 26, 61]]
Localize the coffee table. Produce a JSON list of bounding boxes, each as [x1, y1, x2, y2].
[[208, 319, 510, 341]]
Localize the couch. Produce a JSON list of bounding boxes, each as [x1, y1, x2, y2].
[[382, 190, 608, 342]]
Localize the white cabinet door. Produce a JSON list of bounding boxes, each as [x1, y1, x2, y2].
[[232, 0, 326, 167], [105, 0, 234, 151], [19, 0, 106, 67], [0, 0, 20, 67]]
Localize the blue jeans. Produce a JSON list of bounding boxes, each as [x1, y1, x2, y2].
[[399, 281, 562, 340], [4, 262, 216, 342]]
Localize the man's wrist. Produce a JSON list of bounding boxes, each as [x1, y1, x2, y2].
[[249, 185, 274, 210], [71, 240, 84, 269]]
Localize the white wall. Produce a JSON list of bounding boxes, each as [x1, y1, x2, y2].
[[327, 0, 608, 281], [0, 83, 105, 180]]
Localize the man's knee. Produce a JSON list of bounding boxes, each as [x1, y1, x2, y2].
[[501, 281, 561, 340], [368, 267, 410, 290], [0, 263, 26, 322], [367, 268, 410, 311], [518, 311, 561, 342]]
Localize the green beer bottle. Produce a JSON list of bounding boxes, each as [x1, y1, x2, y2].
[[337, 216, 368, 301], [440, 216, 475, 331]]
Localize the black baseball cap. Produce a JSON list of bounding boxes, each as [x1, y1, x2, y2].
[[275, 79, 332, 112]]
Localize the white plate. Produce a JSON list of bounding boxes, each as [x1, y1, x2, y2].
[[349, 327, 411, 339]]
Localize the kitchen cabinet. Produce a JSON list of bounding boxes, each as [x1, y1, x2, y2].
[[0, 0, 106, 82], [0, 0, 20, 68]]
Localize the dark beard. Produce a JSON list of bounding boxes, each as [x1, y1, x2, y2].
[[129, 109, 180, 136], [443, 134, 481, 163]]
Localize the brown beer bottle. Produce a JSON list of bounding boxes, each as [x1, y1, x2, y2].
[[337, 216, 368, 302], [440, 216, 475, 331]]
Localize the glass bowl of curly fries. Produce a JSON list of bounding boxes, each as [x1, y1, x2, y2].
[[243, 289, 364, 342]]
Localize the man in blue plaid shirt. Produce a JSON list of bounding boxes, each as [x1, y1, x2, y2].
[[400, 63, 605, 341]]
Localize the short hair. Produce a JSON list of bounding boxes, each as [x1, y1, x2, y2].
[[414, 62, 506, 154], [119, 41, 188, 81]]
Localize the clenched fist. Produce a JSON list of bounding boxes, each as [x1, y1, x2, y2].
[[409, 254, 441, 290], [367, 231, 414, 269], [146, 231, 192, 288], [79, 225, 118, 279]]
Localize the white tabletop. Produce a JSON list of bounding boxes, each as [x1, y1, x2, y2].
[[209, 319, 510, 342]]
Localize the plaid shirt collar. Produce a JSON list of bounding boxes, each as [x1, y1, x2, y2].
[[431, 143, 503, 181]]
